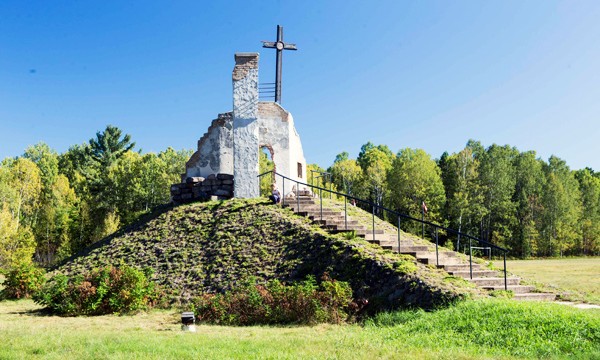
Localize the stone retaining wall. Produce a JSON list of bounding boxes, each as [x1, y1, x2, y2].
[[171, 173, 234, 203]]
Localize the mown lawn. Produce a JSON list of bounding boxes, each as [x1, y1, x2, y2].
[[499, 258, 600, 304], [1, 299, 598, 359]]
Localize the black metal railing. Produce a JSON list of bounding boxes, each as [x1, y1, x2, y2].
[[259, 82, 276, 101], [259, 170, 509, 290]]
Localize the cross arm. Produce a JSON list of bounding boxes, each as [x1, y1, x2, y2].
[[283, 43, 298, 50], [262, 41, 276, 48]]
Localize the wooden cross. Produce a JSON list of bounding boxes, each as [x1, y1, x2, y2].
[[261, 25, 297, 103]]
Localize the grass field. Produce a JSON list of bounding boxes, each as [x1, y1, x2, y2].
[[498, 258, 600, 304], [1, 299, 599, 359]]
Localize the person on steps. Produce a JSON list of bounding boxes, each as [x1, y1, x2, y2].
[[269, 183, 281, 204]]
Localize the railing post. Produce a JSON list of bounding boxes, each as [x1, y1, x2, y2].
[[372, 205, 376, 243], [435, 227, 439, 267], [422, 208, 425, 240], [504, 252, 507, 291], [344, 196, 348, 230], [296, 180, 300, 215], [397, 216, 401, 253], [282, 176, 285, 206], [469, 238, 473, 279], [320, 187, 323, 222]]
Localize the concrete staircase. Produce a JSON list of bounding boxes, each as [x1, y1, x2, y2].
[[283, 195, 555, 301]]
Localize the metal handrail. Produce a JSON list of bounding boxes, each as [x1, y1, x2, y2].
[[258, 170, 509, 290]]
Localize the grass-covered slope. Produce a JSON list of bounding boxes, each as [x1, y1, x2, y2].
[[55, 198, 481, 310]]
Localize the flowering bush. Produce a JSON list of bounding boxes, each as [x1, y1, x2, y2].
[[33, 264, 162, 315]]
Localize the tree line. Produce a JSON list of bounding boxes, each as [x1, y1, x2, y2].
[[0, 125, 191, 269], [311, 140, 599, 258], [2, 128, 598, 270]]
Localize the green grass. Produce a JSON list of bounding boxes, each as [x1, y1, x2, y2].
[[496, 258, 600, 304], [1, 299, 599, 359]]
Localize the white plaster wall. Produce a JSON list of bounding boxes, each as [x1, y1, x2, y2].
[[285, 112, 308, 193], [257, 103, 307, 196]]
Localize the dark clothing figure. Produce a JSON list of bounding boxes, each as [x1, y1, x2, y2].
[[270, 189, 281, 204]]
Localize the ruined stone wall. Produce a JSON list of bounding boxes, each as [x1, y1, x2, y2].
[[176, 51, 308, 201], [185, 112, 233, 180]]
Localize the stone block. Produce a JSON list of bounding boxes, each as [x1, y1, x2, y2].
[[203, 179, 215, 186], [210, 195, 219, 201], [181, 193, 193, 200], [186, 177, 205, 184], [220, 185, 233, 191], [201, 185, 212, 192], [207, 174, 216, 180], [217, 173, 234, 180], [222, 179, 234, 185], [214, 189, 232, 197], [180, 188, 192, 194]]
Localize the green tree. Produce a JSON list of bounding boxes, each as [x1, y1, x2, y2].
[[387, 148, 446, 233], [140, 153, 171, 210], [33, 174, 77, 265], [0, 204, 35, 269], [108, 151, 144, 225], [259, 149, 275, 197], [88, 125, 136, 169], [329, 158, 362, 196], [359, 147, 393, 210], [477, 144, 518, 247], [7, 158, 42, 229], [158, 147, 193, 184], [440, 147, 486, 247], [84, 126, 136, 242], [540, 156, 582, 257], [575, 169, 600, 255], [511, 151, 545, 258]]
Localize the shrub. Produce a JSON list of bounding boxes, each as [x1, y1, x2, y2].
[[0, 262, 46, 300], [33, 264, 162, 315], [192, 275, 354, 325]]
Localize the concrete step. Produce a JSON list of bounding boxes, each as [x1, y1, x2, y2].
[[448, 270, 499, 278], [354, 229, 387, 236], [329, 226, 368, 233], [441, 264, 483, 272], [513, 293, 556, 301], [469, 277, 520, 287], [405, 251, 457, 259], [417, 257, 463, 265], [398, 245, 431, 253], [311, 217, 352, 224], [283, 199, 318, 206], [482, 285, 535, 294], [361, 233, 399, 242], [296, 210, 344, 217]]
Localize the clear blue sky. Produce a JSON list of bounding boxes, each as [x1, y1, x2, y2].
[[1, 1, 599, 171]]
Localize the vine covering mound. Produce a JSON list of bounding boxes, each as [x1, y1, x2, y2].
[[55, 198, 479, 311]]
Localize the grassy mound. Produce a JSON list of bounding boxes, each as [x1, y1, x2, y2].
[[55, 198, 480, 311]]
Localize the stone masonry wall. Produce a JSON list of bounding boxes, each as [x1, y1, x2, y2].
[[171, 174, 234, 204]]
